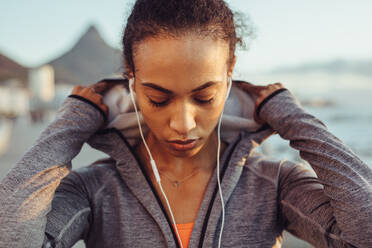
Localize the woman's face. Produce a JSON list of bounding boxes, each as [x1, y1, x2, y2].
[[132, 34, 235, 158]]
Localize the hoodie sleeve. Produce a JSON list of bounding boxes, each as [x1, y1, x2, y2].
[[0, 95, 106, 248], [42, 169, 92, 248], [258, 89, 372, 248]]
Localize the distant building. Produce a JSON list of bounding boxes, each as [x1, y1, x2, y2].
[[0, 54, 29, 119], [0, 79, 29, 118], [28, 65, 55, 122], [0, 25, 124, 122], [29, 65, 55, 102], [0, 53, 28, 85]]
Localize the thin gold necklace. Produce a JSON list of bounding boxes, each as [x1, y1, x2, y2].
[[159, 168, 200, 187]]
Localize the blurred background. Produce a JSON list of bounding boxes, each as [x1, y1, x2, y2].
[[0, 0, 371, 247]]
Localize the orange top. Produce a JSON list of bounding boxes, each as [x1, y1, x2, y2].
[[173, 222, 194, 248]]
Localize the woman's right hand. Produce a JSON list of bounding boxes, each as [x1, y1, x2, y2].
[[70, 80, 123, 124], [0, 80, 127, 248]]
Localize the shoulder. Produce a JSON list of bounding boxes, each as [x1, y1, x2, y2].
[[58, 157, 120, 194], [73, 157, 118, 177], [241, 151, 283, 181], [239, 150, 317, 187]]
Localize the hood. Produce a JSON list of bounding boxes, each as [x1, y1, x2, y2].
[[84, 79, 277, 247], [99, 79, 269, 147]]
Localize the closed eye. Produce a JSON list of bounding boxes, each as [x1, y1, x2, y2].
[[148, 98, 169, 107], [195, 98, 215, 104], [148, 97, 215, 108]]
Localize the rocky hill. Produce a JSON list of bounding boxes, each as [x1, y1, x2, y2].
[[0, 53, 28, 85], [46, 25, 123, 86]]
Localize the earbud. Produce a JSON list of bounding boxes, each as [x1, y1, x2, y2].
[[226, 77, 232, 101], [129, 77, 134, 93]]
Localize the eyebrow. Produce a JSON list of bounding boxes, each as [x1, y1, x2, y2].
[[141, 81, 221, 94]]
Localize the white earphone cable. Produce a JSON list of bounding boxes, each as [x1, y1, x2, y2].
[[216, 76, 232, 248], [128, 78, 184, 248]]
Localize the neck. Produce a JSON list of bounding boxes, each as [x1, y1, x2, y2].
[[137, 131, 226, 178]]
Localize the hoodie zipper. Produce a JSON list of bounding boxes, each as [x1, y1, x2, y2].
[[198, 132, 242, 248], [112, 128, 242, 248]]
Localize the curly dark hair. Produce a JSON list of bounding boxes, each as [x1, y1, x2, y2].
[[122, 0, 254, 77]]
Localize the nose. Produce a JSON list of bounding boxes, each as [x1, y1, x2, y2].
[[169, 101, 196, 137]]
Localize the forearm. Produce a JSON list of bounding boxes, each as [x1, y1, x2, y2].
[[259, 89, 372, 247], [0, 96, 104, 247]]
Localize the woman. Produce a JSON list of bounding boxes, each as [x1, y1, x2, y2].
[[1, 0, 371, 247]]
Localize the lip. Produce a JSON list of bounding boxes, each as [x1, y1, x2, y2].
[[167, 139, 198, 151]]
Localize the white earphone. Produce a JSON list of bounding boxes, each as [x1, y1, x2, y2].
[[128, 77, 232, 248]]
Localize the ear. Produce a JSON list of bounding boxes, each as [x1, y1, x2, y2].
[[227, 55, 237, 78], [124, 59, 136, 93]]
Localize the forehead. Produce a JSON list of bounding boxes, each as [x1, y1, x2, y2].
[[133, 35, 229, 91]]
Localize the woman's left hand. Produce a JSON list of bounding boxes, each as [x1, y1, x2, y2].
[[234, 81, 287, 125]]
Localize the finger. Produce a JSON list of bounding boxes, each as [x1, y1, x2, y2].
[[80, 89, 95, 99], [93, 80, 122, 94], [71, 85, 83, 94], [92, 81, 109, 94], [274, 83, 285, 90], [234, 81, 256, 92], [103, 80, 122, 91], [236, 81, 266, 91], [234, 81, 254, 88], [105, 79, 127, 85]]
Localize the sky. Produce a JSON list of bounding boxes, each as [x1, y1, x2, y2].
[[1, 0, 372, 74]]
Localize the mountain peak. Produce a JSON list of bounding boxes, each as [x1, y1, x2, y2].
[[75, 25, 105, 47], [85, 25, 100, 36], [47, 24, 123, 85]]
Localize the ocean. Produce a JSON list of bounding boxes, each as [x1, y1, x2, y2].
[[259, 88, 372, 167]]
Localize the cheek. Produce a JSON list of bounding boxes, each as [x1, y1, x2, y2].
[[143, 112, 167, 128], [196, 101, 225, 131], [137, 99, 167, 131]]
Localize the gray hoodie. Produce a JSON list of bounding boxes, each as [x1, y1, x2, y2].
[[0, 80, 371, 248]]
